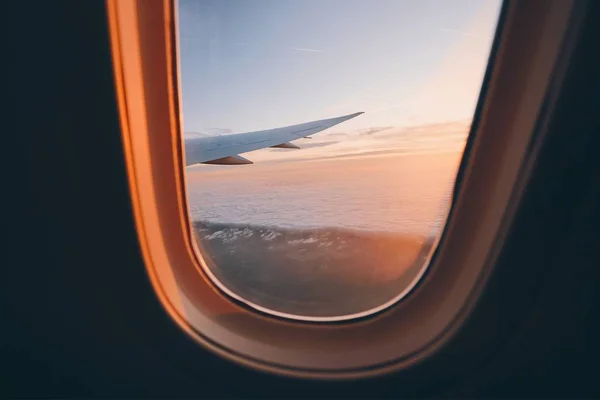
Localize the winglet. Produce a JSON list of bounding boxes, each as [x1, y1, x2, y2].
[[327, 111, 364, 126], [335, 111, 364, 123]]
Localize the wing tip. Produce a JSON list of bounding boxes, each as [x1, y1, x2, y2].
[[343, 111, 365, 120], [347, 111, 364, 116]]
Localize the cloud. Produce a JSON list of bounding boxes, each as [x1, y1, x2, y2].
[[204, 127, 234, 135], [184, 132, 209, 138], [289, 47, 324, 53], [184, 127, 233, 138], [270, 140, 339, 151], [357, 127, 394, 136]]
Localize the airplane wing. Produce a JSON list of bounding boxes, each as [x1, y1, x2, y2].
[[184, 111, 364, 166]]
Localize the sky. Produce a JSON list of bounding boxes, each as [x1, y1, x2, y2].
[[177, 0, 502, 136]]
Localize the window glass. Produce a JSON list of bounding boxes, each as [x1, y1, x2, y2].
[[178, 0, 502, 319]]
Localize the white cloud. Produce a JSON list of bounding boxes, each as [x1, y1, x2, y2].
[[289, 47, 324, 53]]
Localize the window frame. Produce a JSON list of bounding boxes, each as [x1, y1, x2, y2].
[[106, 0, 584, 378]]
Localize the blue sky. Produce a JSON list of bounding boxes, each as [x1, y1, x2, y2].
[[178, 0, 501, 135]]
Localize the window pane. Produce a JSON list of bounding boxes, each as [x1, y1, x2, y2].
[[178, 0, 502, 319]]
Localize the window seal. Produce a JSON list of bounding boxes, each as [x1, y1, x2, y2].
[[106, 0, 585, 379]]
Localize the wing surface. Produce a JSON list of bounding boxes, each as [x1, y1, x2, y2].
[[184, 111, 363, 166]]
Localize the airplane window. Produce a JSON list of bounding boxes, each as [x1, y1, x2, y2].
[[178, 0, 502, 320]]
